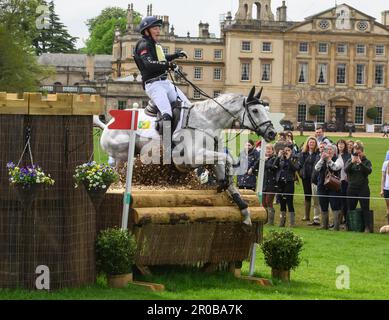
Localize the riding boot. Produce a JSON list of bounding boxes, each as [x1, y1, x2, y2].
[[279, 211, 286, 228], [319, 211, 329, 230], [333, 210, 342, 231], [267, 208, 275, 226], [161, 113, 172, 161], [302, 201, 311, 221], [289, 212, 296, 228]]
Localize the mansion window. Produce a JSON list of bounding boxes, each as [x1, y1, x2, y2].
[[374, 107, 383, 125], [213, 90, 222, 98], [163, 47, 169, 56], [214, 49, 223, 60], [298, 63, 309, 83], [299, 42, 309, 53], [118, 101, 127, 110], [356, 44, 366, 55], [376, 45, 385, 56], [375, 64, 385, 85], [317, 63, 328, 84], [194, 67, 203, 80], [356, 64, 366, 85], [194, 49, 203, 59], [337, 43, 347, 54], [193, 89, 201, 100], [297, 104, 307, 122], [355, 106, 364, 125], [241, 41, 252, 52], [262, 42, 272, 52], [241, 62, 251, 81], [317, 105, 326, 123], [336, 64, 347, 84], [318, 43, 328, 54], [214, 68, 222, 80], [261, 63, 271, 82]]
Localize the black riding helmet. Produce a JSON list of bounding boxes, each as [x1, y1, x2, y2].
[[139, 16, 163, 35]]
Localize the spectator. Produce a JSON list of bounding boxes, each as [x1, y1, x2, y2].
[[381, 151, 389, 225], [346, 140, 355, 155], [263, 144, 278, 226], [308, 141, 327, 226], [345, 142, 373, 233], [298, 137, 319, 223], [255, 140, 262, 153], [315, 144, 343, 230], [337, 139, 351, 227], [286, 131, 300, 155], [383, 124, 389, 138], [315, 126, 331, 145], [236, 140, 260, 191], [274, 144, 300, 228], [274, 132, 288, 154]]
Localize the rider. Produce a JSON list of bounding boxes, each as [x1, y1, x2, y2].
[[133, 16, 190, 133]]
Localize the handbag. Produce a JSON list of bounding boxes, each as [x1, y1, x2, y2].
[[324, 169, 341, 192]]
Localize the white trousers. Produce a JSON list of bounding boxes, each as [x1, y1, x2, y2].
[[311, 183, 321, 222], [145, 80, 190, 117]]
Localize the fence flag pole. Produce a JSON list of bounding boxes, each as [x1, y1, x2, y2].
[[108, 109, 139, 231]]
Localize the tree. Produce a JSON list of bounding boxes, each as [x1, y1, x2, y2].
[[32, 1, 78, 55], [366, 107, 379, 121], [0, 0, 43, 46], [309, 105, 320, 116], [84, 7, 141, 55], [0, 26, 53, 92]]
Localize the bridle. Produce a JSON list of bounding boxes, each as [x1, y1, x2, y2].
[[242, 98, 273, 138]]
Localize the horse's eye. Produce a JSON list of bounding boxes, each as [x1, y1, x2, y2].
[[252, 109, 259, 114]]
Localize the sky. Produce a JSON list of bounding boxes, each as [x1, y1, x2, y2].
[[52, 0, 389, 48]]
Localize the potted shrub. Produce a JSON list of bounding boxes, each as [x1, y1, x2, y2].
[[96, 228, 137, 288], [261, 230, 304, 282], [366, 107, 379, 123], [74, 162, 119, 210], [7, 162, 55, 210], [309, 105, 320, 117]]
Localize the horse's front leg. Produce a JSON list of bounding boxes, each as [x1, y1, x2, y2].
[[212, 153, 252, 227]]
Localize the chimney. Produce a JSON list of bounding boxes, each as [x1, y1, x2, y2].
[[150, 4, 153, 16], [86, 55, 95, 81], [382, 10, 389, 26], [126, 3, 134, 31], [198, 21, 210, 38], [277, 1, 287, 22]]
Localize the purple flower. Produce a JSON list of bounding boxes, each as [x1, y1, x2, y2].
[[6, 162, 15, 169]]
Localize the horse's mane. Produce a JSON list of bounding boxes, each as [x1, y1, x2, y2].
[[191, 93, 245, 114]]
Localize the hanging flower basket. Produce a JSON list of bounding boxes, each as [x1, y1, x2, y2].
[[7, 162, 55, 210], [74, 162, 119, 211]]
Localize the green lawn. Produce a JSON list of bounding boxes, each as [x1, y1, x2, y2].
[[1, 226, 388, 300]]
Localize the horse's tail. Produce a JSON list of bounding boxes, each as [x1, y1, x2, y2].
[[93, 115, 106, 130]]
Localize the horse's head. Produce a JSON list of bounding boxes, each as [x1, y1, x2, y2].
[[241, 86, 277, 143]]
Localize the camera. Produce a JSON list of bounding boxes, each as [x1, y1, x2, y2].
[[352, 152, 359, 157]]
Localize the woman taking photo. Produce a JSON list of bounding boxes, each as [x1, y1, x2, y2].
[[274, 144, 300, 228], [314, 144, 343, 230], [263, 144, 278, 225], [298, 137, 319, 223], [337, 139, 351, 226]]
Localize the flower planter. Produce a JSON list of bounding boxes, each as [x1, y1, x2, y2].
[[84, 183, 111, 211], [15, 184, 41, 211], [271, 269, 291, 282], [107, 273, 133, 288]]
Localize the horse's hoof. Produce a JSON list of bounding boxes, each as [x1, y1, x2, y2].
[[241, 220, 253, 233], [242, 216, 252, 227]]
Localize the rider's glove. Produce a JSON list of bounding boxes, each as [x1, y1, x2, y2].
[[169, 62, 180, 73], [177, 50, 188, 59]]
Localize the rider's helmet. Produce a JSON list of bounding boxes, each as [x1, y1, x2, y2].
[[139, 16, 163, 35]]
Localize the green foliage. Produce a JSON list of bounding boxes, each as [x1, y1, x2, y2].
[[85, 6, 141, 55], [96, 228, 137, 275], [261, 230, 304, 271], [309, 105, 320, 116], [32, 1, 78, 55], [366, 107, 379, 120], [0, 25, 54, 92]]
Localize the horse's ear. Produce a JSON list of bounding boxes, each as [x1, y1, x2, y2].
[[255, 87, 263, 100], [248, 86, 256, 101]]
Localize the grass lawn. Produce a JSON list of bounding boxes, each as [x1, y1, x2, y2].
[[0, 226, 388, 300]]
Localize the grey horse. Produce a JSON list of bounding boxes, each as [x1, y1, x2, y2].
[[96, 86, 277, 227]]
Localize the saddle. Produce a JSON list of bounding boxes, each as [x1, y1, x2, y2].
[[145, 100, 183, 134]]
